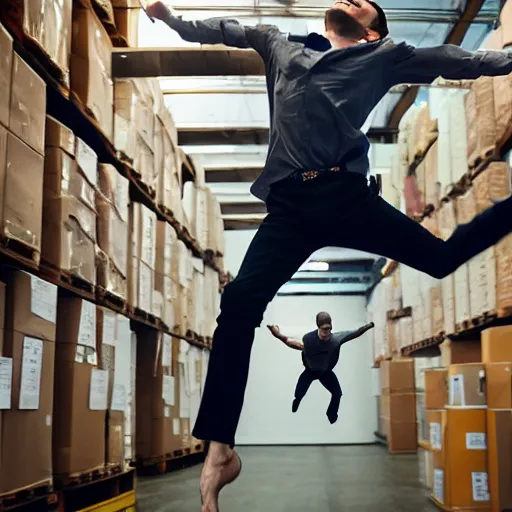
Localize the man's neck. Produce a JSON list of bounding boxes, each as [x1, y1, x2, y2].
[[326, 34, 365, 49]]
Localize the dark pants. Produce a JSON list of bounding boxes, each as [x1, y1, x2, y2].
[[295, 369, 342, 420], [193, 172, 512, 447]]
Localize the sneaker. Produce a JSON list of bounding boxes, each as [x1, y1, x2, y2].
[[327, 413, 338, 425], [292, 398, 300, 413]]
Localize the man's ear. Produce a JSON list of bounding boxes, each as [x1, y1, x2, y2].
[[364, 28, 381, 42]]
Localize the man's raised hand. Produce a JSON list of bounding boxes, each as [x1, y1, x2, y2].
[[145, 1, 173, 21], [267, 325, 281, 338]]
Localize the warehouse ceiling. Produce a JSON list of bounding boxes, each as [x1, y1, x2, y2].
[[137, 0, 501, 292]]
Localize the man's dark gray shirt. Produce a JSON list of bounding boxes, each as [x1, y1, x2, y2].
[[302, 330, 354, 373], [163, 14, 512, 202]]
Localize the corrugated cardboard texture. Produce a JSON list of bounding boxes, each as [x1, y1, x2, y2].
[[0, 24, 12, 129], [487, 409, 512, 512], [0, 331, 54, 493], [53, 343, 105, 475], [5, 271, 57, 341], [425, 369, 448, 410], [9, 54, 46, 155], [380, 359, 415, 394], [486, 363, 512, 409], [380, 393, 417, 423], [440, 339, 481, 367], [4, 132, 44, 250], [482, 327, 512, 363], [387, 421, 417, 453], [45, 116, 75, 157], [448, 364, 486, 407]]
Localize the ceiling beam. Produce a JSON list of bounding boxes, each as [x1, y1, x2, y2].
[[179, 128, 269, 146], [206, 168, 262, 183], [112, 46, 264, 78], [386, 0, 486, 129]]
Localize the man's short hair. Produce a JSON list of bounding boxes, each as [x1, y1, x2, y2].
[[316, 312, 332, 328], [367, 1, 389, 38]]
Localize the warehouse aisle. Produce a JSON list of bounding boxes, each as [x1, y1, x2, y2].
[[137, 446, 437, 512]]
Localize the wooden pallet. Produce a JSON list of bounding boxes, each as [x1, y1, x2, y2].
[[401, 334, 444, 357], [129, 306, 161, 330], [54, 466, 109, 489], [39, 262, 96, 301], [468, 146, 499, 174], [0, 236, 40, 271], [96, 287, 128, 315], [387, 306, 412, 322], [455, 310, 498, 334], [0, 479, 53, 510], [134, 449, 206, 476]]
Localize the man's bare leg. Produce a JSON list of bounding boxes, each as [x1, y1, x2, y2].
[[200, 442, 242, 512]]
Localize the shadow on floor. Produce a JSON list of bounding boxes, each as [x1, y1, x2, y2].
[[136, 445, 437, 512]]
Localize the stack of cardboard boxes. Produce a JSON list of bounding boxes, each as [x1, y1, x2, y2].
[[0, 25, 46, 260], [379, 359, 417, 453], [422, 326, 512, 512]]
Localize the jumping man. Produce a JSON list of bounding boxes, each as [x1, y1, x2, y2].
[[145, 1, 512, 510], [268, 313, 375, 424]]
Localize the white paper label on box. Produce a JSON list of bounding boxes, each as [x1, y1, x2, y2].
[[102, 311, 117, 347], [78, 301, 97, 348], [19, 337, 43, 410], [46, 415, 52, 427], [472, 472, 490, 502], [433, 469, 444, 504], [430, 423, 442, 451], [0, 357, 13, 409], [164, 406, 171, 418], [162, 375, 175, 406], [30, 275, 57, 324], [111, 383, 127, 412], [173, 418, 181, 436], [466, 433, 487, 450], [141, 208, 156, 266], [162, 334, 172, 368], [76, 138, 98, 187], [90, 369, 109, 411], [178, 339, 189, 364], [449, 374, 465, 406]]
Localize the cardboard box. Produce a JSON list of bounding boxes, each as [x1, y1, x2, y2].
[[380, 359, 415, 394], [440, 338, 482, 367], [98, 164, 129, 222], [156, 221, 174, 279], [487, 409, 512, 512], [0, 281, 5, 352], [44, 147, 96, 212], [3, 131, 44, 251], [45, 116, 75, 157], [133, 203, 156, 269], [448, 364, 486, 407], [5, 271, 57, 341], [482, 326, 512, 363], [425, 369, 448, 410], [380, 393, 416, 422], [107, 410, 125, 468], [75, 138, 98, 189], [97, 253, 128, 300], [0, 332, 55, 493], [135, 330, 176, 459], [486, 363, 512, 409], [71, 7, 113, 141], [428, 410, 444, 468], [10, 54, 46, 155], [138, 261, 153, 313], [42, 196, 96, 284], [96, 193, 128, 277], [0, 24, 13, 128], [22, 0, 73, 84], [114, 7, 139, 47], [441, 408, 490, 509], [388, 421, 417, 453]]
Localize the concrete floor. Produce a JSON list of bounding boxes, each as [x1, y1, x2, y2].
[[136, 445, 438, 512]]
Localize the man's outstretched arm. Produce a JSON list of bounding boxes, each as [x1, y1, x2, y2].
[[338, 322, 375, 345], [267, 325, 304, 351], [146, 1, 280, 55], [392, 44, 512, 85]]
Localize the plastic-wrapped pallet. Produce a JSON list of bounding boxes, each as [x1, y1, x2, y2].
[[493, 74, 512, 146], [400, 105, 421, 166], [435, 90, 453, 199], [399, 316, 413, 351], [454, 192, 474, 325], [182, 181, 197, 239], [195, 187, 209, 249], [367, 280, 389, 360], [448, 90, 469, 184], [425, 141, 440, 208], [466, 77, 497, 168], [438, 202, 457, 335]]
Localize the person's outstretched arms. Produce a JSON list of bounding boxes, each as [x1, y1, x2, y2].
[[392, 44, 512, 85], [267, 325, 304, 351], [146, 1, 280, 56], [338, 322, 375, 345]]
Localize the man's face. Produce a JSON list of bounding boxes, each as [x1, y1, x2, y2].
[[318, 324, 332, 341], [332, 0, 378, 30]]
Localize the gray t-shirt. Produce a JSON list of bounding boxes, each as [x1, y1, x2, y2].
[[302, 330, 352, 373]]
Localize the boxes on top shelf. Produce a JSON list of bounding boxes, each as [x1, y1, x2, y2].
[[98, 164, 129, 223], [113, 5, 140, 47], [71, 5, 114, 141], [0, 23, 13, 129], [22, 0, 73, 85], [495, 233, 512, 312], [440, 339, 481, 367], [10, 53, 46, 156], [424, 369, 448, 410], [493, 73, 512, 146]]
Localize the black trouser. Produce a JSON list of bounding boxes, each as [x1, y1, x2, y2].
[[295, 368, 342, 419], [192, 171, 512, 447]]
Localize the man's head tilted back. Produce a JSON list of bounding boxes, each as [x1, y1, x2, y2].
[[325, 0, 389, 43]]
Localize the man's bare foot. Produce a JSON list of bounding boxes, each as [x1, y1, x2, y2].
[[200, 442, 242, 512]]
